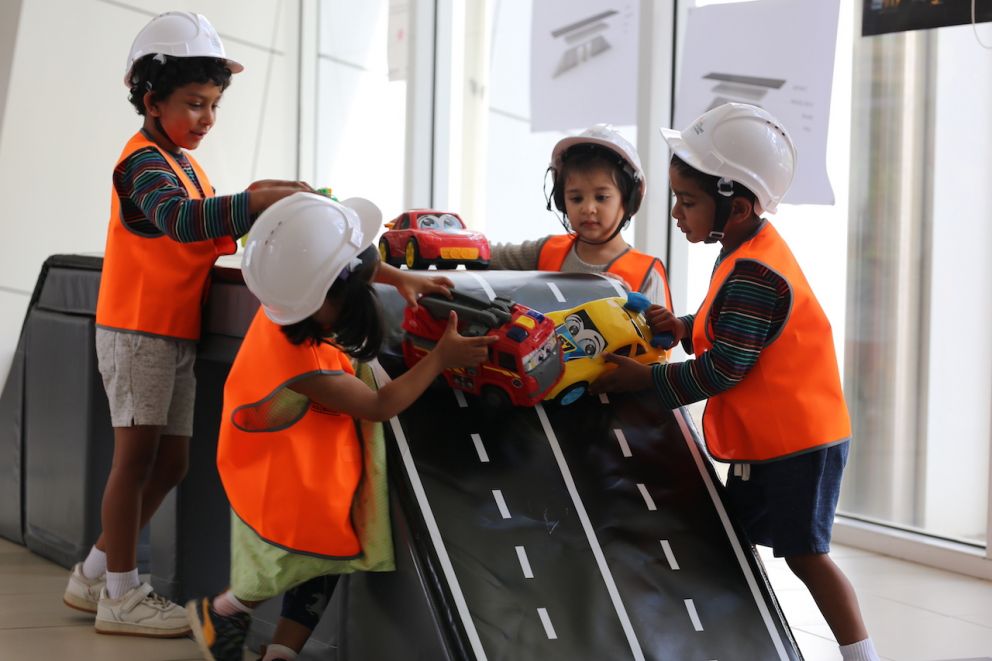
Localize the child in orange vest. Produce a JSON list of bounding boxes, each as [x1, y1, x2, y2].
[[591, 104, 879, 661], [63, 11, 312, 637], [489, 125, 673, 309], [185, 193, 496, 661]]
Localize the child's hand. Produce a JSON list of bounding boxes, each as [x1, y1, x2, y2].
[[433, 311, 497, 369], [246, 181, 316, 214], [646, 305, 686, 346], [381, 265, 454, 309], [247, 179, 314, 192], [589, 354, 654, 394]]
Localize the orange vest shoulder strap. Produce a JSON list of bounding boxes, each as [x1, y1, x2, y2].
[[537, 235, 575, 271]]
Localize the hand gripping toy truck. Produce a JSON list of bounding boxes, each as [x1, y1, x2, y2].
[[402, 291, 564, 407]]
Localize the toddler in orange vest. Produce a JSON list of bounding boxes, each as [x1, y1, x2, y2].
[[185, 193, 496, 661], [63, 11, 315, 638], [489, 125, 673, 309], [591, 104, 879, 661]]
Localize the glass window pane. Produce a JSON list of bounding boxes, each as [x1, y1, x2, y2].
[[316, 0, 406, 224], [840, 26, 989, 546]]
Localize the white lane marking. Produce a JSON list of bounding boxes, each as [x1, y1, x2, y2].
[[613, 429, 632, 457], [600, 273, 629, 298], [535, 404, 645, 660], [636, 483, 657, 511], [454, 389, 468, 408], [515, 545, 534, 579], [471, 433, 489, 463], [599, 393, 610, 404], [546, 282, 566, 303], [674, 409, 790, 660], [369, 361, 488, 661], [685, 599, 704, 631], [492, 489, 511, 519], [466, 271, 496, 300], [660, 540, 680, 570], [537, 608, 558, 640]]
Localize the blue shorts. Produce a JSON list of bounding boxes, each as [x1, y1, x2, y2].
[[724, 441, 849, 558]]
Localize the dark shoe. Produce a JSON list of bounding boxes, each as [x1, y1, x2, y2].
[[186, 596, 251, 661]]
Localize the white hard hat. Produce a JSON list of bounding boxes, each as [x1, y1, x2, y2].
[[124, 11, 244, 86], [550, 124, 645, 211], [242, 194, 383, 325], [661, 103, 796, 214]]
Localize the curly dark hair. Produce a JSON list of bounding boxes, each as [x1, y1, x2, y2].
[[127, 55, 233, 115], [279, 245, 385, 361]]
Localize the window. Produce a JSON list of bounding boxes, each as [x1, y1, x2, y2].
[[839, 24, 991, 547]]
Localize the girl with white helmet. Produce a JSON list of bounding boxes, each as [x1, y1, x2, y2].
[[64, 11, 314, 638], [185, 193, 495, 661], [592, 103, 879, 661], [489, 125, 673, 310]]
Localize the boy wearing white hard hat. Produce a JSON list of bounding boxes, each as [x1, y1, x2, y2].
[[592, 103, 879, 661], [63, 11, 311, 637]]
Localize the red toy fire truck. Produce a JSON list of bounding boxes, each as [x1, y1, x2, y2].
[[402, 291, 564, 407]]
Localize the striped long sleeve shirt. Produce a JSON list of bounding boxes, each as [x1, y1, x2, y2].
[[650, 254, 791, 409], [112, 138, 252, 242]]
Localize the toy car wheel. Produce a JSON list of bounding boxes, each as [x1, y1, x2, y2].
[[379, 237, 396, 266], [466, 260, 489, 270], [555, 382, 588, 406], [481, 385, 511, 409], [405, 239, 425, 269]]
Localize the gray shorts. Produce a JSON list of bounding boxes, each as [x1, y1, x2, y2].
[[96, 328, 196, 436]]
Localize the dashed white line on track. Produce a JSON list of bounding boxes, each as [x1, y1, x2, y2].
[[492, 489, 511, 519]]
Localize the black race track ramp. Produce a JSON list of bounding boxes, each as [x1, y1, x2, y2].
[[357, 270, 802, 661]]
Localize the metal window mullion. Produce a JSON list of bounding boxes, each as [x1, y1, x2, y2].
[[296, 0, 319, 183], [405, 0, 439, 208], [635, 0, 677, 307]]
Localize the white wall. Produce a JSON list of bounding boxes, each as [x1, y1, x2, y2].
[[0, 0, 302, 383]]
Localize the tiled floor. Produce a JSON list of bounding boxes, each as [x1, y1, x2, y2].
[[0, 537, 990, 660]]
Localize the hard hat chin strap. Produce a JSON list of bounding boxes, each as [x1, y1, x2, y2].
[[705, 177, 735, 244]]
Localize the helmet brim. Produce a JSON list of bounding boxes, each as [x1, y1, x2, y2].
[[340, 197, 383, 253], [660, 127, 719, 179]]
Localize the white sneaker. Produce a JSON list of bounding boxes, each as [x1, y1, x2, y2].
[[94, 583, 191, 638], [63, 562, 105, 614]]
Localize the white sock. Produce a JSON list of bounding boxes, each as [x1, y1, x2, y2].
[[840, 637, 880, 661], [262, 644, 298, 660], [105, 569, 140, 599], [81, 546, 106, 580], [212, 590, 254, 616]]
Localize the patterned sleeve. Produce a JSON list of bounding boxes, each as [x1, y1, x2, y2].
[[488, 238, 548, 270], [114, 148, 253, 242], [649, 260, 791, 408]]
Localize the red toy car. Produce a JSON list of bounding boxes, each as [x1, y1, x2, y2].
[[378, 210, 490, 270], [402, 291, 563, 407]]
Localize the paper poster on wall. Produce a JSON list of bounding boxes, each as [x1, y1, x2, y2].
[[530, 0, 639, 132], [863, 0, 992, 36], [674, 0, 840, 206]]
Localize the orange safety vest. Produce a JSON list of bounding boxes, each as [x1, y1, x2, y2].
[[693, 222, 851, 463], [537, 234, 673, 310], [95, 132, 236, 341], [217, 310, 363, 558]]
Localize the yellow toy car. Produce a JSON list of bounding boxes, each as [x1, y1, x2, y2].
[[544, 292, 670, 405]]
